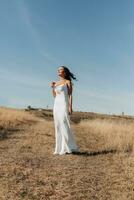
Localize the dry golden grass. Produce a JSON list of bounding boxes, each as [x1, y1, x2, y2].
[[0, 107, 38, 128], [0, 107, 38, 140], [0, 108, 133, 199], [79, 119, 134, 154]]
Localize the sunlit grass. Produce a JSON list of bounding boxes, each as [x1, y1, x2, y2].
[[79, 119, 134, 153]]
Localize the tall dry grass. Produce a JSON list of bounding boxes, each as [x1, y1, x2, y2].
[[79, 118, 134, 153], [0, 107, 38, 129]]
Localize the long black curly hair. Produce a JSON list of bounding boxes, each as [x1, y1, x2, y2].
[[59, 66, 78, 83]]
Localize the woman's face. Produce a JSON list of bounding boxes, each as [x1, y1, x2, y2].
[[57, 67, 65, 78]]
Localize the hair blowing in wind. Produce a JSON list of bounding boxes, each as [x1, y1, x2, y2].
[[61, 66, 78, 82]]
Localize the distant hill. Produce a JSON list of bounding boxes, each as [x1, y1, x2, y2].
[[25, 108, 134, 124]]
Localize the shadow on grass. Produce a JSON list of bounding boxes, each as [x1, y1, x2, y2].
[[0, 128, 20, 140], [70, 149, 117, 156]]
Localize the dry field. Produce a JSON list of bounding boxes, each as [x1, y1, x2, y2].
[[0, 107, 134, 200]]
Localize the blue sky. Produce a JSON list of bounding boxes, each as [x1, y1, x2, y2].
[[0, 0, 134, 115]]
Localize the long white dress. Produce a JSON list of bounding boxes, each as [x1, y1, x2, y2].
[[53, 83, 78, 155]]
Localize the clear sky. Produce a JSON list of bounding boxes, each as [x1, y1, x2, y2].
[[0, 0, 134, 115]]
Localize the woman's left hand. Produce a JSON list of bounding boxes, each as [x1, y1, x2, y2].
[[68, 106, 73, 115]]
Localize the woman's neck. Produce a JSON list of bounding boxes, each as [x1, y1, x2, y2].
[[59, 77, 66, 81]]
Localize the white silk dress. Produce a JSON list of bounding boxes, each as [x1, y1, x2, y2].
[[53, 83, 78, 155]]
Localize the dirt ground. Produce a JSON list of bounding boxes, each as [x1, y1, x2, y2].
[[0, 116, 134, 200]]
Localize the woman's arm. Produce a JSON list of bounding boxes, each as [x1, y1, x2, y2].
[[50, 81, 56, 98], [52, 87, 56, 97], [69, 94, 73, 114], [67, 81, 73, 114]]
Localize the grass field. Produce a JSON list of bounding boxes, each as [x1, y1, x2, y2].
[[0, 107, 133, 199]]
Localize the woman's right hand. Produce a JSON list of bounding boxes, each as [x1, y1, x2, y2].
[[50, 81, 56, 88]]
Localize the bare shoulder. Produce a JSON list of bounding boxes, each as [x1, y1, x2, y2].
[[66, 80, 72, 86]]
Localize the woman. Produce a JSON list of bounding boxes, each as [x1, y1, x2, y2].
[[50, 66, 79, 155]]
